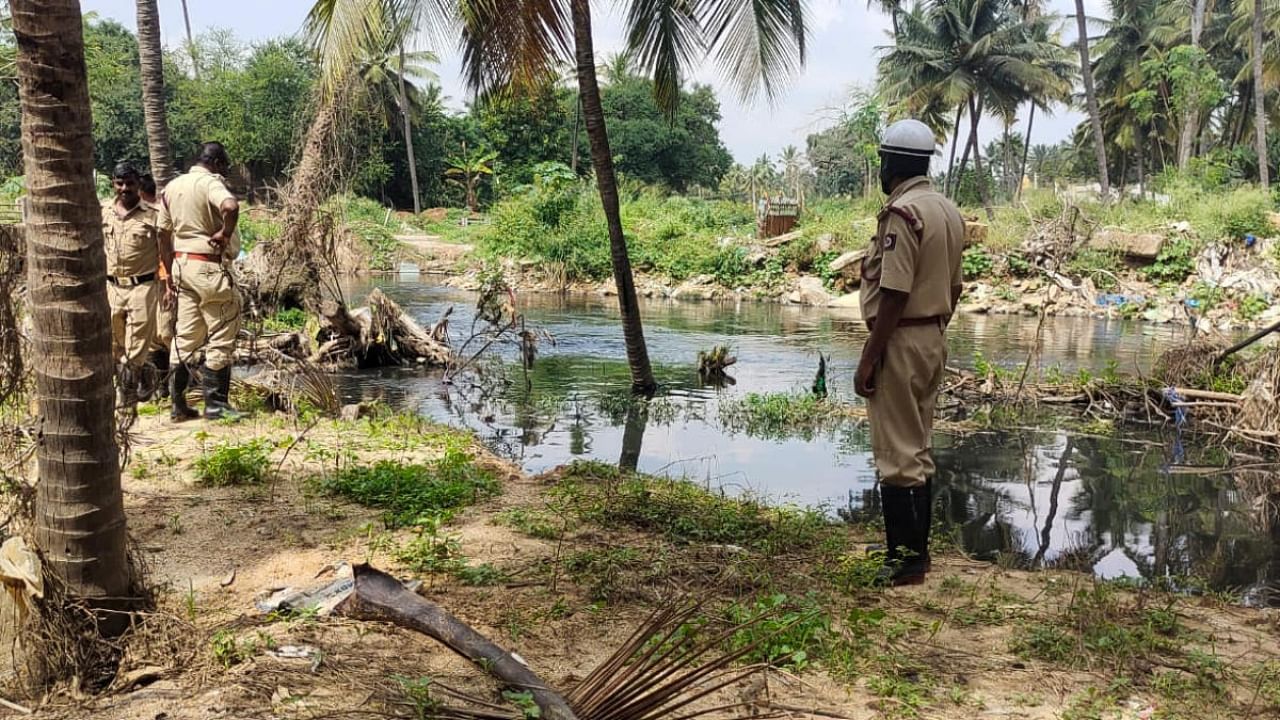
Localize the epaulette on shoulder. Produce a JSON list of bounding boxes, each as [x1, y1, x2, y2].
[[878, 204, 923, 233]]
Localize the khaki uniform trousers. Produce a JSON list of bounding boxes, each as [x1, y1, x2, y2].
[[867, 322, 947, 488], [171, 257, 241, 371], [109, 280, 159, 369], [152, 300, 176, 352]]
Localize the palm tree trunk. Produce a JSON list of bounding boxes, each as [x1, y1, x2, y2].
[[1002, 121, 1013, 197], [1178, 0, 1208, 170], [570, 92, 581, 173], [570, 0, 656, 393], [12, 0, 132, 611], [398, 42, 421, 214], [1136, 135, 1145, 200], [946, 103, 963, 197], [1074, 0, 1110, 199], [135, 0, 176, 187], [967, 95, 994, 220], [180, 0, 199, 79], [1017, 103, 1036, 200], [1254, 0, 1270, 189]]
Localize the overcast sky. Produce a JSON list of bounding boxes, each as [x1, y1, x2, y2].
[[81, 0, 1113, 165]]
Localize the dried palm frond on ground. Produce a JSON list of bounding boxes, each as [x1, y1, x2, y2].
[[337, 565, 788, 720]]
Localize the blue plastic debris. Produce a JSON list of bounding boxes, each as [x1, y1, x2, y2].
[[1096, 294, 1144, 307], [1163, 386, 1187, 427], [1184, 298, 1201, 309], [1245, 234, 1258, 248]]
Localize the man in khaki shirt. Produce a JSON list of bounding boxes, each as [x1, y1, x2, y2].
[[158, 142, 242, 421], [855, 119, 965, 586], [140, 172, 176, 401], [102, 162, 174, 407]]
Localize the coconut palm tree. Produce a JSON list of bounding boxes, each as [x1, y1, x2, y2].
[[11, 0, 132, 609], [353, 20, 439, 213], [879, 0, 1067, 214], [136, 0, 176, 186], [779, 144, 805, 206], [180, 0, 199, 79], [1074, 0, 1112, 197], [1253, 0, 1270, 188]]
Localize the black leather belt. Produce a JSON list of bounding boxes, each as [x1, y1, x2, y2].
[[866, 315, 945, 331], [107, 272, 157, 287]]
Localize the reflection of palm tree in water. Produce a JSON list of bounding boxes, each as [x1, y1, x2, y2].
[[618, 398, 649, 472]]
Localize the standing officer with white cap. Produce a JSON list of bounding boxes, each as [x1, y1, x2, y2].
[[855, 119, 966, 586]]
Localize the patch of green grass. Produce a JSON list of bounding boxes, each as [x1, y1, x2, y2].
[[552, 461, 829, 554], [497, 508, 562, 540], [237, 207, 281, 253], [719, 392, 857, 441], [563, 547, 643, 601], [456, 562, 510, 587], [194, 439, 272, 487], [1238, 293, 1269, 322], [395, 514, 467, 578], [322, 450, 500, 528], [263, 307, 307, 332]]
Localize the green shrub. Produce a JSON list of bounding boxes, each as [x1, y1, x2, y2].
[[263, 307, 307, 331], [962, 248, 994, 279], [322, 449, 500, 528], [238, 209, 281, 253], [195, 440, 272, 487], [726, 593, 831, 671], [1143, 236, 1198, 284]]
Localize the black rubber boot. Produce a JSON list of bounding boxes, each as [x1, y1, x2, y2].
[[170, 364, 199, 422], [150, 349, 171, 400], [912, 478, 934, 573], [202, 365, 242, 421], [116, 364, 138, 409], [876, 484, 926, 587]]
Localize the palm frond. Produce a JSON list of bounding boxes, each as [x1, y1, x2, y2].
[[624, 0, 705, 116], [458, 0, 573, 98], [698, 0, 809, 105]]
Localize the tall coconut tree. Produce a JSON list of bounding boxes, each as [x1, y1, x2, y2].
[[1074, 0, 1111, 197], [351, 19, 439, 213], [1253, 0, 1270, 188], [180, 0, 199, 78], [1178, 0, 1211, 169], [136, 0, 176, 186], [11, 0, 131, 607]]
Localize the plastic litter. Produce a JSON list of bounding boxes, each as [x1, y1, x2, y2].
[[255, 563, 420, 617]]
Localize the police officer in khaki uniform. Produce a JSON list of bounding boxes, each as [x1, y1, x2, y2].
[[855, 119, 965, 586], [102, 162, 175, 407], [158, 142, 242, 421], [139, 172, 176, 401]]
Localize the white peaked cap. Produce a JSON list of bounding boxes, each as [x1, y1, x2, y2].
[[880, 119, 937, 158]]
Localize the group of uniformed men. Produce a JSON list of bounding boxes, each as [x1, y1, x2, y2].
[[104, 120, 965, 588], [102, 141, 244, 421]]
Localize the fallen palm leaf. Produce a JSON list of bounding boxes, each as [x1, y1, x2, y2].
[[336, 564, 791, 720]]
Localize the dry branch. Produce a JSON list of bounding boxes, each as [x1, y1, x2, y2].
[[335, 564, 579, 720]]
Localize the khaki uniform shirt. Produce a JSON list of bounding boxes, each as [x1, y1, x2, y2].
[[158, 165, 238, 257], [101, 199, 159, 278], [860, 177, 966, 321]]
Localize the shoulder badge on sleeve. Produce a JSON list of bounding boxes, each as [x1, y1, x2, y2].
[[883, 233, 897, 251]]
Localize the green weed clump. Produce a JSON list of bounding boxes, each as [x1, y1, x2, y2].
[[726, 593, 831, 671], [195, 439, 272, 487], [238, 209, 281, 252], [719, 392, 857, 441], [552, 461, 828, 553], [322, 449, 500, 528]]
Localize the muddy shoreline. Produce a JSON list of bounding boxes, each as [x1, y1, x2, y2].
[[20, 409, 1280, 719]]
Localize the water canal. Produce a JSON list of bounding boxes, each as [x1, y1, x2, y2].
[[337, 277, 1279, 604]]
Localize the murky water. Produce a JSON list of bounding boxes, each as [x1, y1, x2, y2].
[[337, 276, 1279, 604]]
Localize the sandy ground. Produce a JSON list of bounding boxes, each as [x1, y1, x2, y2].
[[10, 410, 1279, 720]]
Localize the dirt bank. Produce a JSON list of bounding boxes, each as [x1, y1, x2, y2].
[[18, 407, 1278, 720]]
